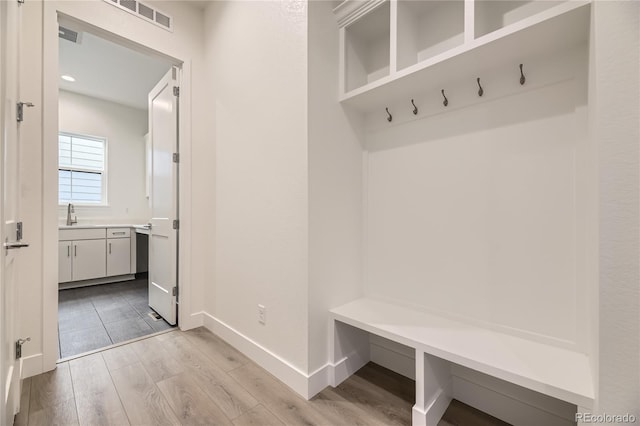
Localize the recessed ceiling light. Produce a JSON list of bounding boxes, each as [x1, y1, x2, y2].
[[61, 75, 75, 82]]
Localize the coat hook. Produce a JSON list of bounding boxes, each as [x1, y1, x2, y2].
[[519, 63, 526, 85], [441, 89, 448, 107], [385, 107, 392, 122], [411, 99, 418, 115], [477, 77, 484, 97]]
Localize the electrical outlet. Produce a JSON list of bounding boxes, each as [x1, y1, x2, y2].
[[258, 304, 266, 325]]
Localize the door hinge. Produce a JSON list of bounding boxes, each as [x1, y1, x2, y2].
[[172, 287, 177, 296], [15, 337, 30, 359], [173, 86, 180, 97], [172, 219, 179, 230], [16, 102, 34, 122], [16, 222, 23, 241], [172, 153, 179, 163]]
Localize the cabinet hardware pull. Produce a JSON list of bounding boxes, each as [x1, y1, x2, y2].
[[113, 232, 125, 235], [441, 89, 448, 107], [411, 99, 418, 115], [385, 107, 392, 122], [109, 243, 111, 254], [74, 245, 77, 257], [67, 245, 70, 257], [477, 77, 484, 97], [519, 63, 526, 85]]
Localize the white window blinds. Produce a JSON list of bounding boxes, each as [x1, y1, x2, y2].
[[59, 133, 106, 204]]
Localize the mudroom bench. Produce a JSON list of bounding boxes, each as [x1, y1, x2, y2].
[[329, 298, 594, 426]]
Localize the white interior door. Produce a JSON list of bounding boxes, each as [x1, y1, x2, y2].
[[1, 0, 26, 423], [148, 67, 178, 325]]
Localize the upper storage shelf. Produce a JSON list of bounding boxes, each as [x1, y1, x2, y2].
[[474, 1, 565, 38], [396, 0, 465, 71], [344, 1, 391, 92], [334, 0, 591, 113]]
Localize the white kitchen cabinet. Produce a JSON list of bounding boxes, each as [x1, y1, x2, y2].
[[72, 239, 107, 281], [58, 241, 72, 283], [59, 226, 136, 284], [107, 237, 131, 277]]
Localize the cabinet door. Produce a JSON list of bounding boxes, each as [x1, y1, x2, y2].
[[73, 239, 106, 281], [107, 238, 131, 277], [58, 241, 72, 283]]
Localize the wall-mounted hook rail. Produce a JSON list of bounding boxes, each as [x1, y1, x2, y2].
[[411, 99, 418, 115], [519, 64, 526, 85], [386, 107, 392, 122], [477, 78, 484, 97], [441, 89, 448, 107]]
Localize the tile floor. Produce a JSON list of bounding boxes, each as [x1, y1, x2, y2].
[[58, 275, 175, 359]]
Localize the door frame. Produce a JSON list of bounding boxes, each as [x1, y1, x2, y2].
[[40, 3, 195, 373], [1, 0, 24, 420]]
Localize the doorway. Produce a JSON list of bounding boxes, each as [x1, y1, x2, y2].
[[55, 20, 179, 359]]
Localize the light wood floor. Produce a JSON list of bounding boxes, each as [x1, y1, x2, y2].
[[14, 327, 509, 426]]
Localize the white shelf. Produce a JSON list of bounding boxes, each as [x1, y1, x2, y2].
[[335, 0, 591, 113], [396, 0, 465, 71], [475, 0, 565, 38], [343, 1, 391, 92], [331, 297, 595, 409]]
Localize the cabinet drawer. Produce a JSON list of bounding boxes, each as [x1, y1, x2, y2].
[[107, 228, 130, 238], [59, 228, 106, 241]]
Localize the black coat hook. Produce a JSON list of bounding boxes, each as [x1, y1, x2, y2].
[[411, 99, 418, 115], [441, 89, 448, 107], [477, 77, 484, 97], [386, 107, 392, 122], [519, 64, 526, 85]]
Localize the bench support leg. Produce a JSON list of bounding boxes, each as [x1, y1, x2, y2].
[[413, 352, 452, 426], [330, 320, 370, 387]]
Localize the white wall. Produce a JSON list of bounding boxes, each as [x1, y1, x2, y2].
[[364, 50, 591, 350], [204, 0, 310, 372], [58, 90, 149, 224], [308, 0, 364, 375], [591, 0, 640, 416], [19, 0, 206, 375]]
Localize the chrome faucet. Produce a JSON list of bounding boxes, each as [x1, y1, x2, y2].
[[66, 203, 77, 226]]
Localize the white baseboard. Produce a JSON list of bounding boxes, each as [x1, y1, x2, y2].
[[21, 353, 44, 378], [330, 350, 368, 389], [370, 335, 415, 380], [330, 320, 370, 387], [413, 388, 452, 426], [179, 310, 204, 331], [370, 342, 576, 426], [452, 366, 576, 426], [200, 311, 334, 399], [58, 274, 135, 289], [198, 311, 577, 425]]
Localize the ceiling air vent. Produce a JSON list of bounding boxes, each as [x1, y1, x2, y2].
[[102, 0, 173, 32], [120, 0, 137, 12], [58, 26, 82, 44], [138, 3, 154, 20]]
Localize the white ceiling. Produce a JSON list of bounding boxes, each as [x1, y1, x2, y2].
[[59, 29, 174, 110]]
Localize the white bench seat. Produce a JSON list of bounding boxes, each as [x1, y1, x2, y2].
[[330, 298, 594, 425]]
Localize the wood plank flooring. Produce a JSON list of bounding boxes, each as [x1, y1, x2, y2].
[[16, 327, 510, 426]]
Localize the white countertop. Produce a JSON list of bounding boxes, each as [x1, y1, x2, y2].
[[59, 224, 150, 234]]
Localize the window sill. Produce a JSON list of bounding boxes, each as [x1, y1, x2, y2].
[[58, 204, 110, 208]]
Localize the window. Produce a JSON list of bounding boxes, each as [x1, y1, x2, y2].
[[58, 133, 106, 205]]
